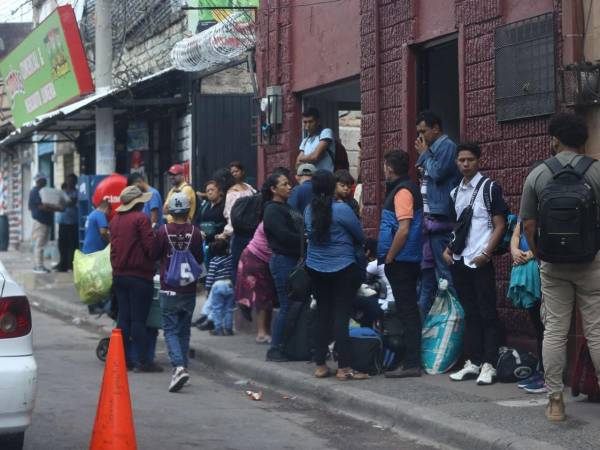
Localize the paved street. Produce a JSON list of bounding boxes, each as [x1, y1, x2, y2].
[[24, 308, 442, 450]]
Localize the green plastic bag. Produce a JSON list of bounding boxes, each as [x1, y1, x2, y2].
[[73, 246, 112, 305]]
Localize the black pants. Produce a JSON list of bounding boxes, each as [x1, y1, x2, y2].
[[451, 260, 499, 366], [113, 276, 153, 366], [528, 301, 545, 372], [58, 224, 78, 271], [309, 264, 361, 368], [385, 261, 421, 369]]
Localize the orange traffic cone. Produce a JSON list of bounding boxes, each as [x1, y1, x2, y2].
[[89, 329, 137, 450]]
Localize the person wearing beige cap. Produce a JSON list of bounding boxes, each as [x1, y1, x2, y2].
[[288, 163, 316, 213], [110, 185, 163, 373]]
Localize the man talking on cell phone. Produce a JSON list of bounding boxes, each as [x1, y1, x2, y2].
[[414, 111, 461, 318]]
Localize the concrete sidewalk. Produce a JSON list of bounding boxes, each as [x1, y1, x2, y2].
[[2, 250, 599, 450]]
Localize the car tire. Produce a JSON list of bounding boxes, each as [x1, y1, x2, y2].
[[0, 431, 25, 450]]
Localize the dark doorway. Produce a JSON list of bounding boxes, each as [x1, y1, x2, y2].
[[193, 94, 256, 188], [418, 38, 460, 143]]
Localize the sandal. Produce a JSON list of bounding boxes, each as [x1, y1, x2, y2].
[[255, 336, 272, 344], [314, 365, 334, 378], [336, 368, 369, 381]]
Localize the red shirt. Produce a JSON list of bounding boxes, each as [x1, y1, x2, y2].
[[155, 223, 204, 294], [110, 211, 156, 281]]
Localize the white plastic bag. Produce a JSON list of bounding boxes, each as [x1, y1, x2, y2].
[[421, 279, 465, 374]]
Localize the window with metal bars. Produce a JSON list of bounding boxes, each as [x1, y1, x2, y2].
[[495, 13, 556, 122]]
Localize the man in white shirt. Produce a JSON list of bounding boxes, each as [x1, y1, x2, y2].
[[443, 143, 508, 386], [296, 107, 335, 172]]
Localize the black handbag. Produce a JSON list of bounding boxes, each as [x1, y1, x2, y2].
[[287, 218, 311, 303], [448, 176, 487, 255]]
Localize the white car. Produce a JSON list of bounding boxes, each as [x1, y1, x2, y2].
[[0, 261, 37, 450]]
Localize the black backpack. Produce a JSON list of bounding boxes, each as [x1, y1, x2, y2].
[[537, 156, 599, 263], [496, 347, 538, 382], [230, 194, 262, 238], [282, 301, 317, 361]]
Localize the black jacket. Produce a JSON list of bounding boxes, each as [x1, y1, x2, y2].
[[263, 201, 302, 257]]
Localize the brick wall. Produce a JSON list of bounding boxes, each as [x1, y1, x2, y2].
[[255, 0, 301, 175], [360, 0, 564, 339]]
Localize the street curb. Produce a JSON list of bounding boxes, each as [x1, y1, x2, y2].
[[25, 286, 564, 450], [27, 290, 113, 335], [194, 345, 565, 450]]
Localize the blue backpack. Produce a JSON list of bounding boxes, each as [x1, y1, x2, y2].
[[164, 225, 203, 287]]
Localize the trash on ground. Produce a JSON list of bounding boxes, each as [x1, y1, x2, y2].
[[245, 390, 263, 401]]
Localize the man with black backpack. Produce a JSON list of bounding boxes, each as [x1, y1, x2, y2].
[[443, 143, 508, 386], [520, 112, 600, 422]]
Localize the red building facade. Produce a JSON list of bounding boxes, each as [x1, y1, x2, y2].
[[255, 0, 585, 345]]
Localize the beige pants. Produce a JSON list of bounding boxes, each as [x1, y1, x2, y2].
[[32, 220, 50, 268], [540, 253, 600, 394]]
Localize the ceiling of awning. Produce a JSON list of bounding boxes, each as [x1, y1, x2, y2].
[[0, 67, 185, 148]]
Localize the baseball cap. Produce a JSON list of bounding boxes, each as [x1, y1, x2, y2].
[[167, 164, 185, 175], [296, 163, 316, 176], [34, 173, 47, 181], [168, 192, 191, 214]]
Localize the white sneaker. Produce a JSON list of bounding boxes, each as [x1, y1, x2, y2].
[[168, 366, 189, 393], [449, 360, 481, 381], [476, 363, 497, 385], [33, 266, 50, 274]]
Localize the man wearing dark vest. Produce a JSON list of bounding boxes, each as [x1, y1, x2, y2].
[[377, 150, 424, 378]]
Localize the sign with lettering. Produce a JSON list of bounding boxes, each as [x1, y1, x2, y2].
[[0, 5, 94, 128]]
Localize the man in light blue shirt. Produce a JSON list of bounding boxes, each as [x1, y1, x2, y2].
[[297, 107, 335, 172], [127, 173, 164, 229]]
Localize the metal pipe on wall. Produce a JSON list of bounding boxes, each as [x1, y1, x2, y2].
[[373, 0, 382, 212]]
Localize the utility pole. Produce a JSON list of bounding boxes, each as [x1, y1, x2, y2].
[[94, 0, 115, 174]]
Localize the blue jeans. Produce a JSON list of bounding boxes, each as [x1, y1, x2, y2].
[[201, 294, 214, 321], [209, 280, 235, 331], [160, 292, 196, 368], [418, 268, 437, 320], [269, 253, 297, 348], [419, 232, 453, 317]]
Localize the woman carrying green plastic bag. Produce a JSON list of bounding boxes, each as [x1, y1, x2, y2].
[[73, 245, 113, 305]]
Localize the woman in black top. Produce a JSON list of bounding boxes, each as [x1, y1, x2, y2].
[[262, 172, 302, 362], [195, 180, 226, 243]]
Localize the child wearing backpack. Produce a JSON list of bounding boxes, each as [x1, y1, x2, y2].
[[155, 193, 204, 393], [205, 239, 234, 336]]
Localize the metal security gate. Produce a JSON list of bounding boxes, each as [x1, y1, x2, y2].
[[192, 94, 257, 188]]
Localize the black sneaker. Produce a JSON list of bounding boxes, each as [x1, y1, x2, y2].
[[384, 366, 422, 379], [266, 347, 289, 362], [193, 314, 208, 327], [223, 329, 234, 336], [198, 320, 215, 331], [210, 329, 224, 336], [134, 362, 164, 373]]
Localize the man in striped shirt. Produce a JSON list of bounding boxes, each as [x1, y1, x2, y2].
[[205, 239, 234, 336]]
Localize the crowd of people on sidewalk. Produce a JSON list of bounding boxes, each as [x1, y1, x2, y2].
[[27, 107, 600, 421]]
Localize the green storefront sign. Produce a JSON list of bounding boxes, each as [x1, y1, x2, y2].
[[0, 6, 93, 128], [187, 0, 258, 33]]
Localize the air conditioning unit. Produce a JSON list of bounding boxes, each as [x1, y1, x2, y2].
[[560, 63, 600, 107]]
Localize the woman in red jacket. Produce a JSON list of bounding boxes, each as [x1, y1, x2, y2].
[[110, 185, 161, 372]]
